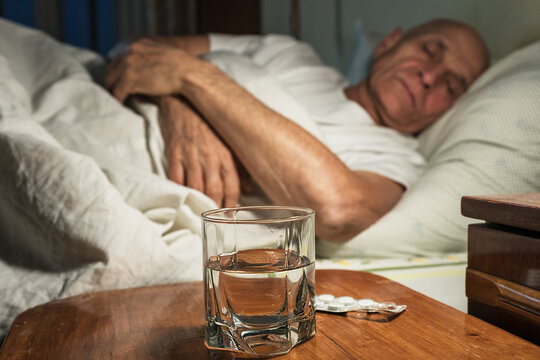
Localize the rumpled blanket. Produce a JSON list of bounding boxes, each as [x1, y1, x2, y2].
[[0, 19, 217, 335]]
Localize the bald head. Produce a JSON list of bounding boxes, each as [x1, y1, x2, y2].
[[404, 19, 490, 77], [352, 18, 490, 134]]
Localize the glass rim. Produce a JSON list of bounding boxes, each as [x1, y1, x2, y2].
[[201, 206, 315, 224]]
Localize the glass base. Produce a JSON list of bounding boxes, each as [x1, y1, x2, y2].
[[205, 316, 316, 357]]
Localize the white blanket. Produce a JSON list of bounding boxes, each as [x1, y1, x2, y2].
[[0, 19, 218, 335]]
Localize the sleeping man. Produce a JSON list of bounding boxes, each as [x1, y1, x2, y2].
[[105, 19, 489, 243]]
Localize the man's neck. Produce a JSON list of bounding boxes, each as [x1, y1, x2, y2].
[[344, 80, 384, 127]]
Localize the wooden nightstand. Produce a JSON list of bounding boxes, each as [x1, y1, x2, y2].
[[462, 194, 540, 345]]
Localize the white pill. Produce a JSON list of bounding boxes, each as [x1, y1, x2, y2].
[[336, 296, 356, 306], [317, 294, 335, 303], [327, 303, 346, 312], [356, 299, 376, 307], [313, 294, 406, 314], [376, 302, 395, 310]]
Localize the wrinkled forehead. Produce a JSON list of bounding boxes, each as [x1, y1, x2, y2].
[[410, 23, 489, 84]]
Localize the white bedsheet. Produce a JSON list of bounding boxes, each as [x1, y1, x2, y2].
[[0, 19, 216, 335]]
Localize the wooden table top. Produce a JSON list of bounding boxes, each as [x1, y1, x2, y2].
[[462, 193, 540, 232], [1, 270, 538, 359]]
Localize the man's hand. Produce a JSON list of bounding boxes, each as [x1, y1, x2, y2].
[[159, 96, 240, 208], [105, 39, 206, 103]]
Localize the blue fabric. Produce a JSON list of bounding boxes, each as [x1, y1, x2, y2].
[[62, 0, 92, 49], [346, 19, 373, 85], [1, 0, 34, 27], [95, 0, 116, 55]]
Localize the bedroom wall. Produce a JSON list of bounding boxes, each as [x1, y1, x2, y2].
[[261, 0, 540, 75]]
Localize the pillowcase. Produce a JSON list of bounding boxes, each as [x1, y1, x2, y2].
[[317, 39, 540, 259]]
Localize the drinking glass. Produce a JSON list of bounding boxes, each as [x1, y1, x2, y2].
[[202, 206, 316, 357]]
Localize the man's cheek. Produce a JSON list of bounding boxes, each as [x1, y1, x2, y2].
[[425, 95, 453, 118], [378, 82, 411, 117]]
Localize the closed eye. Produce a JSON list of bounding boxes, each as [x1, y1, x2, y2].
[[423, 40, 447, 60], [422, 44, 434, 58], [446, 80, 455, 96], [446, 75, 465, 97], [437, 41, 447, 51]]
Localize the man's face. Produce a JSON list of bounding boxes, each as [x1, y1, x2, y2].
[[366, 22, 488, 134]]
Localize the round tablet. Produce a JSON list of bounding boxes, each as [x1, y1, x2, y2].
[[317, 294, 335, 302], [356, 299, 376, 307], [377, 301, 396, 310], [327, 303, 346, 312], [336, 296, 356, 306]]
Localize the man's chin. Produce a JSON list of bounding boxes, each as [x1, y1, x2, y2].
[[379, 116, 418, 134]]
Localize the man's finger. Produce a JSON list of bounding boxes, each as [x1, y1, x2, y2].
[[104, 57, 123, 90], [105, 56, 131, 102], [236, 159, 254, 194], [221, 154, 241, 208], [187, 169, 204, 194], [185, 150, 204, 193], [204, 161, 224, 207], [111, 79, 131, 103], [168, 157, 185, 185], [110, 64, 140, 103], [106, 54, 145, 102]]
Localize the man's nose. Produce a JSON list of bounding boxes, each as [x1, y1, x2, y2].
[[418, 64, 446, 89]]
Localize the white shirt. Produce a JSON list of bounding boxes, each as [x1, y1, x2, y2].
[[208, 34, 425, 189]]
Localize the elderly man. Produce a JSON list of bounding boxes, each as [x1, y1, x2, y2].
[[105, 19, 489, 242]]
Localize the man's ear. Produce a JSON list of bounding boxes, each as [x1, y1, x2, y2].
[[373, 28, 404, 58]]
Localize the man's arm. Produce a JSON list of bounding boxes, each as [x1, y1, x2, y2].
[[180, 63, 403, 242], [106, 40, 403, 242]]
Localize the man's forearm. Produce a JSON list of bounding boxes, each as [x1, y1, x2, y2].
[[178, 61, 401, 241], [140, 35, 210, 56]]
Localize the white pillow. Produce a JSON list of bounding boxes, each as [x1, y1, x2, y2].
[[317, 40, 540, 258]]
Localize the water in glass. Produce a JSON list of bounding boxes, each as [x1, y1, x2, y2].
[[204, 248, 316, 356]]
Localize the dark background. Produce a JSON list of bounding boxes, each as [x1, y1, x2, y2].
[[0, 0, 262, 56]]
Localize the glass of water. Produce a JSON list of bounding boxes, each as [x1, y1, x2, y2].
[[202, 206, 316, 357]]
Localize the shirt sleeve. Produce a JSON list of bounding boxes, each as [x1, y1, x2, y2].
[[323, 122, 426, 190], [209, 33, 264, 55], [339, 147, 426, 190], [209, 34, 324, 72]]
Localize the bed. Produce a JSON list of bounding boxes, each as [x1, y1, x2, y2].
[[1, 6, 540, 337]]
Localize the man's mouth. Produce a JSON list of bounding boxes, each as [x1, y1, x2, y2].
[[398, 78, 416, 107]]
